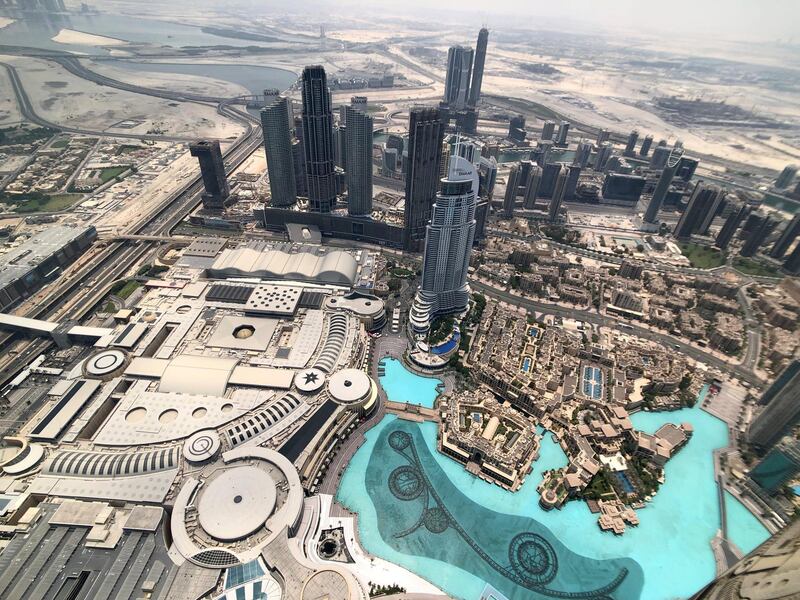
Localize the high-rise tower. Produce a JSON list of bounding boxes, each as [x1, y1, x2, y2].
[[444, 46, 474, 109], [468, 28, 488, 106], [503, 165, 519, 218], [673, 182, 721, 240], [747, 360, 800, 450], [715, 202, 750, 250], [644, 147, 683, 224], [624, 130, 639, 156], [769, 214, 800, 259], [548, 165, 568, 222], [404, 107, 445, 250], [344, 105, 373, 216], [409, 153, 478, 335], [261, 97, 297, 207], [189, 140, 229, 210], [301, 65, 337, 212], [740, 213, 778, 257]]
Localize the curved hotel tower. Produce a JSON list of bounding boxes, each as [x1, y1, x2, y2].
[[409, 153, 478, 334]]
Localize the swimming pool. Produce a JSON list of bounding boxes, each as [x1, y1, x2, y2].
[[378, 358, 442, 408], [521, 357, 532, 372], [431, 331, 461, 355], [338, 381, 771, 599]]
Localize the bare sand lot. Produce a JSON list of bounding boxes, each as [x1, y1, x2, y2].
[[51, 29, 129, 47], [1, 55, 245, 140], [0, 68, 23, 126]]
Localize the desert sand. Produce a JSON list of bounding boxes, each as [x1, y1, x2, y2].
[[52, 28, 128, 47]]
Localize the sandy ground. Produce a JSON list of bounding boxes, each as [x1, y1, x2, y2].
[[1, 55, 245, 140], [51, 29, 128, 47], [0, 68, 23, 126], [87, 60, 250, 98]]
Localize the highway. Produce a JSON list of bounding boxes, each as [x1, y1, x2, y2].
[[469, 280, 764, 387], [0, 63, 263, 387]]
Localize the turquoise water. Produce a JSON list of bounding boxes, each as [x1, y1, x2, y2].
[[723, 491, 770, 554], [339, 377, 770, 599], [378, 358, 441, 408]]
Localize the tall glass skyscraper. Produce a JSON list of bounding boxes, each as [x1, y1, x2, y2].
[[468, 28, 489, 106], [189, 140, 229, 210], [409, 153, 478, 335], [404, 107, 445, 250], [261, 96, 297, 207], [344, 105, 373, 216], [301, 65, 337, 213], [644, 147, 683, 224], [747, 360, 800, 450], [444, 46, 474, 109]]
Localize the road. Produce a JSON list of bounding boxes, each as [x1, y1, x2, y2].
[[469, 280, 764, 387], [0, 63, 262, 388], [0, 62, 198, 143]]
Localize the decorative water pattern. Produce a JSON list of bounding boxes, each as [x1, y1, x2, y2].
[[338, 365, 773, 599], [367, 422, 644, 599]]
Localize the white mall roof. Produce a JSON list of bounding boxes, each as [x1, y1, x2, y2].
[[208, 247, 358, 286]]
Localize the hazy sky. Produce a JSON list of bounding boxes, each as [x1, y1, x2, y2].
[[289, 0, 800, 42]]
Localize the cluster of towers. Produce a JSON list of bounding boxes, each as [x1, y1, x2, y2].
[[260, 66, 373, 217], [443, 27, 488, 110]]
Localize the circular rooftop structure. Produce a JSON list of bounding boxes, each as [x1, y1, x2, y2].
[[183, 430, 221, 463], [197, 466, 277, 542], [294, 367, 326, 394], [85, 349, 127, 378], [327, 368, 375, 407]]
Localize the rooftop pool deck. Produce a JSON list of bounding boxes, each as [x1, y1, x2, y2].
[[338, 364, 770, 599]]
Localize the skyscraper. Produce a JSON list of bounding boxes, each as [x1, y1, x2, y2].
[[444, 46, 473, 109], [508, 115, 527, 144], [189, 140, 229, 210], [715, 202, 750, 250], [556, 121, 570, 146], [409, 153, 477, 334], [468, 28, 488, 106], [784, 241, 800, 274], [574, 139, 593, 168], [697, 186, 723, 235], [301, 65, 337, 213], [541, 120, 555, 141], [503, 165, 519, 218], [565, 165, 581, 201], [624, 130, 639, 156], [523, 164, 542, 209], [769, 214, 800, 258], [747, 360, 800, 450], [740, 213, 777, 257], [404, 107, 445, 250], [644, 147, 683, 224], [639, 134, 654, 157], [292, 116, 308, 197], [261, 97, 297, 207], [775, 164, 797, 189], [748, 437, 800, 494], [674, 182, 721, 240], [344, 105, 373, 216], [596, 129, 610, 145], [594, 142, 613, 172], [548, 165, 568, 222]]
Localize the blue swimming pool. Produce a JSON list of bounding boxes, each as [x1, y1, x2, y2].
[[521, 357, 532, 372], [431, 331, 460, 355]]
